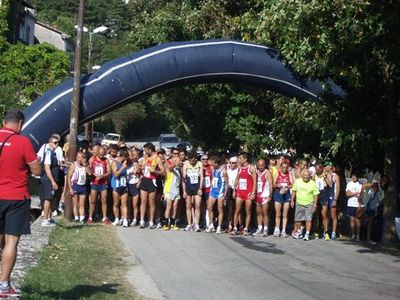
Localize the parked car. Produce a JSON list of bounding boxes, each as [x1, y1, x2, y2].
[[176, 142, 192, 152], [159, 133, 179, 149], [77, 131, 105, 144], [101, 133, 124, 146]]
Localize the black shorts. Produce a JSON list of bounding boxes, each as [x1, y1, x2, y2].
[[186, 183, 200, 196], [140, 178, 157, 193], [0, 200, 31, 236], [40, 176, 57, 201], [156, 177, 164, 192]]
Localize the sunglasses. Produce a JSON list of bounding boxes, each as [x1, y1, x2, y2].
[[172, 152, 179, 155], [52, 141, 59, 144], [201, 158, 208, 161]]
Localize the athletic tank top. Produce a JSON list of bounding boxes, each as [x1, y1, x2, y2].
[[91, 156, 108, 185], [203, 165, 212, 193], [127, 161, 140, 185], [72, 162, 87, 185], [315, 173, 329, 198], [164, 162, 181, 195], [211, 166, 225, 195], [275, 171, 291, 189], [186, 161, 201, 186], [111, 161, 127, 189], [143, 157, 157, 179], [256, 170, 270, 198], [236, 165, 254, 193], [227, 166, 239, 189]]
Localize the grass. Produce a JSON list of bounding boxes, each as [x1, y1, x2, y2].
[[21, 219, 137, 300]]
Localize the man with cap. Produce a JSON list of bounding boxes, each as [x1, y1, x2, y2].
[[226, 155, 239, 232]]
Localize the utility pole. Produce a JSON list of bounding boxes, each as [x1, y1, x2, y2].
[[65, 0, 85, 220]]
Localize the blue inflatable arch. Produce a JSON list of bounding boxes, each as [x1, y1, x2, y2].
[[22, 40, 344, 150]]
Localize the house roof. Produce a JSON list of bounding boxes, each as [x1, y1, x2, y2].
[[35, 21, 72, 39], [20, 0, 37, 10]]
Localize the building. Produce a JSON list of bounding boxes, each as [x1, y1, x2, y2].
[[10, 0, 37, 45], [34, 21, 74, 53]]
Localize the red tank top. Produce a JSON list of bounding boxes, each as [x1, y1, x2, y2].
[[143, 157, 157, 179], [275, 171, 291, 188], [236, 165, 254, 193], [202, 165, 213, 193], [91, 156, 108, 185]]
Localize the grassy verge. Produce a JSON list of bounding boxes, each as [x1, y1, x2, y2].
[[21, 219, 136, 300]]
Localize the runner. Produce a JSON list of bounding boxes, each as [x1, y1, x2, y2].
[[111, 148, 129, 227], [88, 145, 111, 224], [345, 172, 363, 241], [163, 152, 181, 230], [127, 147, 141, 226], [273, 161, 294, 237], [232, 153, 256, 236], [226, 156, 239, 232], [182, 150, 203, 232], [294, 159, 308, 179], [290, 169, 319, 241], [67, 151, 92, 223], [207, 155, 228, 234], [139, 143, 165, 229], [326, 163, 340, 240], [254, 158, 273, 236], [201, 154, 212, 229], [155, 149, 166, 228]]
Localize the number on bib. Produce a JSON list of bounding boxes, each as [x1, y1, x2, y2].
[[212, 177, 219, 188], [189, 175, 199, 184], [120, 176, 127, 187], [257, 181, 263, 193], [204, 176, 211, 188], [239, 178, 247, 190], [95, 166, 103, 175], [144, 166, 151, 177]]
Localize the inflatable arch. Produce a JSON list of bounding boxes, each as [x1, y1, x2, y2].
[[22, 40, 344, 150]]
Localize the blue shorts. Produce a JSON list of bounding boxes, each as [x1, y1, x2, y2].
[[328, 197, 336, 209], [209, 189, 224, 200], [347, 206, 357, 217], [274, 191, 291, 204], [128, 183, 139, 197], [186, 183, 200, 196], [91, 183, 108, 192], [72, 183, 87, 196]]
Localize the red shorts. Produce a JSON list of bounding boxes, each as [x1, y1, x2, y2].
[[236, 190, 252, 200], [256, 196, 270, 205]]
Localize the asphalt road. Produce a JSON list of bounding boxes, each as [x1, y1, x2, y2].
[[117, 227, 400, 300]]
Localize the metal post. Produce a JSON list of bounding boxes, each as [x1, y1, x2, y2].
[[65, 0, 85, 220]]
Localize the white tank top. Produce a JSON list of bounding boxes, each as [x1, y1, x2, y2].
[[72, 162, 86, 185], [227, 166, 239, 189]]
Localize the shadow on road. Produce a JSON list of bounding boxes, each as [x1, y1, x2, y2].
[[22, 283, 120, 300], [230, 237, 285, 254]]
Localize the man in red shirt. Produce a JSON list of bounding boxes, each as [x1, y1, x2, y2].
[[0, 109, 41, 297]]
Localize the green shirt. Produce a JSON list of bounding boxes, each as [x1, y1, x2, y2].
[[292, 178, 319, 205]]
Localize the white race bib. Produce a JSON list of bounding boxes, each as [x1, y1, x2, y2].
[[120, 176, 127, 187], [190, 175, 199, 184], [212, 177, 219, 188], [144, 166, 151, 177], [257, 180, 263, 193], [95, 166, 103, 175], [204, 176, 211, 188], [239, 178, 247, 190]]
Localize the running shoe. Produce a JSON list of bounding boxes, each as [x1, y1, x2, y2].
[[170, 224, 180, 231], [184, 225, 191, 232], [148, 222, 156, 229], [303, 233, 310, 241], [123, 219, 129, 228], [52, 210, 58, 217], [314, 232, 320, 239], [112, 218, 120, 226], [273, 228, 280, 237], [129, 219, 137, 226], [243, 228, 249, 236], [281, 232, 288, 238], [86, 218, 93, 225], [226, 225, 233, 233], [0, 284, 20, 298], [118, 218, 124, 226], [139, 220, 145, 229], [156, 222, 162, 229], [253, 228, 262, 236], [230, 227, 239, 235], [216, 226, 221, 234], [41, 219, 55, 227], [263, 229, 269, 237], [331, 232, 337, 240], [102, 218, 111, 225], [355, 236, 360, 242], [163, 225, 170, 231], [194, 225, 201, 232], [367, 240, 377, 245], [239, 227, 244, 235], [324, 232, 331, 241]]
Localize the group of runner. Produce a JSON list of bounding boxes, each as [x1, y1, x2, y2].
[[39, 135, 385, 243]]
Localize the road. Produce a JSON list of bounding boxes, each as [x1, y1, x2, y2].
[[117, 227, 400, 300]]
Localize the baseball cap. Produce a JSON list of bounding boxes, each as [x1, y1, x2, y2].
[[323, 160, 333, 167], [201, 155, 208, 160]]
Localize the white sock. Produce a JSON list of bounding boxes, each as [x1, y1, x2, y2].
[[79, 216, 85, 222], [306, 231, 310, 235], [258, 225, 263, 230], [74, 216, 79, 221], [205, 211, 210, 227]]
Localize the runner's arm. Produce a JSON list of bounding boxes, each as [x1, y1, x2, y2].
[[155, 157, 166, 176], [334, 174, 340, 202], [182, 163, 187, 195], [223, 169, 229, 197], [266, 171, 273, 198], [251, 166, 257, 195], [199, 165, 204, 192]]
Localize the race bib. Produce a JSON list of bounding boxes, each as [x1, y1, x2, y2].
[[95, 166, 103, 176], [129, 175, 139, 185], [257, 181, 263, 193], [120, 176, 127, 187], [189, 175, 199, 184], [239, 178, 247, 190], [212, 177, 219, 188], [316, 178, 324, 190], [204, 176, 211, 188], [144, 166, 151, 177], [77, 173, 86, 185]]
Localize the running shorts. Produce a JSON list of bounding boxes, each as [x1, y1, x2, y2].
[[128, 183, 139, 197], [140, 177, 157, 193], [273, 191, 291, 204], [91, 183, 108, 192], [0, 199, 31, 236], [72, 183, 87, 196]]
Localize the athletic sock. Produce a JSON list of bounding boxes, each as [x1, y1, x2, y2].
[[258, 225, 262, 231], [74, 216, 79, 221], [79, 216, 85, 222]]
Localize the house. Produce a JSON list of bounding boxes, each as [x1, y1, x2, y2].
[[34, 21, 75, 53], [10, 0, 37, 45]]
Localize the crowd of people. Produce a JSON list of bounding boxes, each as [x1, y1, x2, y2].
[[38, 134, 389, 244]]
